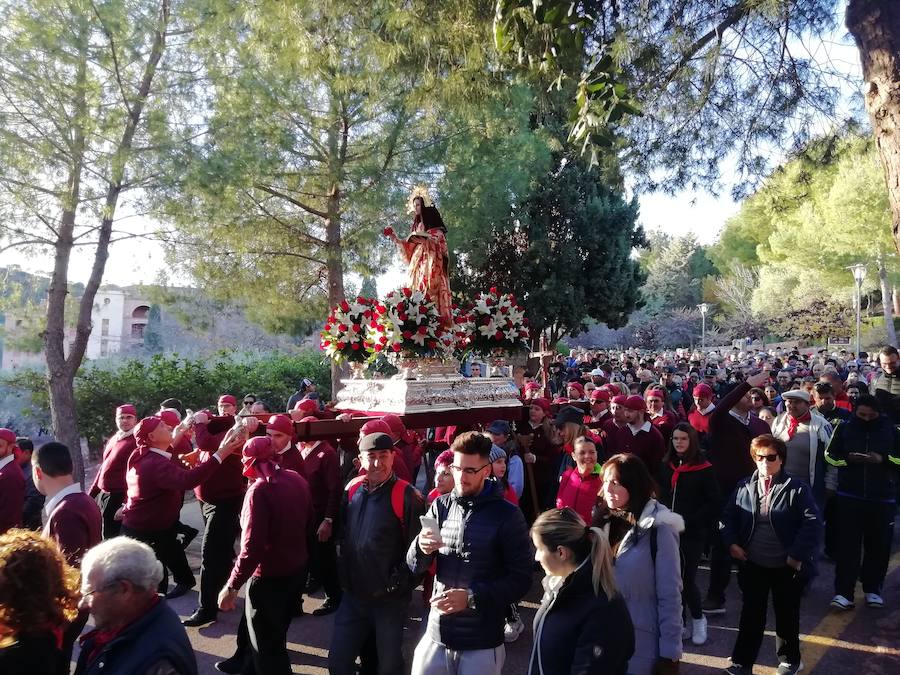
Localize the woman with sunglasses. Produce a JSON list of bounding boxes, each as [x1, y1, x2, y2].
[[719, 435, 822, 675], [747, 388, 769, 415]]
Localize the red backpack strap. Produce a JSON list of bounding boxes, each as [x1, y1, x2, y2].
[[391, 479, 409, 522], [346, 475, 366, 502]]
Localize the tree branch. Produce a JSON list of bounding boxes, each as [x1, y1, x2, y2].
[[253, 183, 329, 219]]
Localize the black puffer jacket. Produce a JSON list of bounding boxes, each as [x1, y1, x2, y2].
[[873, 372, 900, 424], [407, 480, 532, 650], [528, 560, 634, 675], [338, 474, 425, 600]]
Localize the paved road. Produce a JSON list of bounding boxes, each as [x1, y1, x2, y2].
[[77, 497, 900, 674]]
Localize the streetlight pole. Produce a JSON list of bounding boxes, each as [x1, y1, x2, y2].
[[698, 303, 709, 351], [848, 263, 867, 357]]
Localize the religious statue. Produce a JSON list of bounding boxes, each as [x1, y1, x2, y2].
[[385, 187, 452, 326]]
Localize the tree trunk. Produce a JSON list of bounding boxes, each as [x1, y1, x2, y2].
[[879, 257, 898, 346], [847, 1, 900, 255], [44, 20, 89, 484], [893, 285, 900, 316], [43, 0, 171, 485]]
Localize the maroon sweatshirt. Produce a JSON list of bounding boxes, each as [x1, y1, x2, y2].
[[604, 422, 666, 472], [193, 417, 245, 503], [707, 382, 770, 495], [228, 469, 311, 588], [43, 490, 102, 566], [123, 449, 222, 531], [90, 432, 137, 496], [0, 456, 25, 533], [275, 445, 306, 477], [300, 441, 341, 521]]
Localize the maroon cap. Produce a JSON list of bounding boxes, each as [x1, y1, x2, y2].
[[524, 381, 541, 391], [0, 428, 18, 449], [134, 416, 163, 446], [590, 389, 610, 403], [116, 404, 137, 417], [158, 409, 181, 428], [611, 394, 628, 406], [693, 383, 714, 398], [266, 414, 293, 436], [530, 397, 551, 414], [294, 399, 318, 413], [624, 395, 646, 411], [567, 382, 585, 395], [218, 394, 237, 406], [644, 387, 665, 401], [359, 419, 393, 439]]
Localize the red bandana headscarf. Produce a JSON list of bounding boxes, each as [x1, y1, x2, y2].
[[242, 436, 279, 481], [787, 412, 811, 439]]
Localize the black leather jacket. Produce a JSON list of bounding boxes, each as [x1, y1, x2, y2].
[[407, 480, 532, 650], [338, 474, 425, 600]]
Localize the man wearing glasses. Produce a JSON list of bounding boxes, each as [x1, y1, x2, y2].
[[77, 537, 198, 674], [408, 431, 532, 675]]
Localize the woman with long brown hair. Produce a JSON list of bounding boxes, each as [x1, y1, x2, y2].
[[658, 423, 720, 646], [0, 529, 80, 674], [596, 454, 684, 675], [529, 508, 634, 675]]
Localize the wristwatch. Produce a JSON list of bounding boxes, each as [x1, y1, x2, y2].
[[466, 590, 476, 610]]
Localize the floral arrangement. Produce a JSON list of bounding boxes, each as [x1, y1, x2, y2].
[[320, 297, 375, 364], [371, 287, 446, 358], [466, 287, 529, 357]]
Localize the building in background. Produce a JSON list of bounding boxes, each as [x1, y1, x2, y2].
[[86, 290, 151, 359]]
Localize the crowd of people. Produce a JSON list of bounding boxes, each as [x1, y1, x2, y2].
[[0, 343, 898, 675]]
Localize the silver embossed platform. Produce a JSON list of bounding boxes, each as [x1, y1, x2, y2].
[[334, 375, 522, 413]]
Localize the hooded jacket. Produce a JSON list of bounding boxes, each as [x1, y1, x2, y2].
[[528, 558, 635, 675], [608, 500, 684, 675], [407, 479, 532, 650]]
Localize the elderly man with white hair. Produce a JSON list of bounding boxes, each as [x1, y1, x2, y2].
[[75, 537, 197, 675]]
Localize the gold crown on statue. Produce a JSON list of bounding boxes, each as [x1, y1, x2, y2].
[[407, 185, 433, 213]]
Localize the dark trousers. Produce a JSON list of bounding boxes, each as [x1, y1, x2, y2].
[[707, 527, 735, 602], [328, 592, 408, 675], [834, 496, 896, 597], [732, 562, 804, 667], [823, 494, 838, 559], [307, 530, 342, 602], [242, 572, 304, 675], [682, 534, 705, 619], [198, 498, 242, 613], [96, 490, 125, 540], [122, 524, 195, 592]]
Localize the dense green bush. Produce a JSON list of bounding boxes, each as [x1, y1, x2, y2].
[[2, 350, 330, 455]]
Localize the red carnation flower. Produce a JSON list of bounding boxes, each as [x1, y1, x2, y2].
[[489, 286, 498, 294], [451, 303, 458, 310], [340, 301, 350, 312], [403, 288, 412, 298], [338, 324, 349, 332], [324, 324, 332, 331], [402, 330, 412, 339], [427, 340, 437, 349], [380, 336, 388, 344], [485, 298, 494, 306], [494, 330, 504, 340], [369, 321, 377, 329], [392, 344, 402, 352], [417, 326, 428, 335], [351, 343, 361, 351], [352, 324, 361, 332], [336, 342, 346, 350], [398, 313, 407, 322], [363, 310, 371, 318], [499, 306, 508, 314], [374, 343, 384, 352], [383, 226, 394, 237], [482, 316, 491, 325]]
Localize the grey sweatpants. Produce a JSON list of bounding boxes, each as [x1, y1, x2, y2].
[[411, 635, 505, 675]]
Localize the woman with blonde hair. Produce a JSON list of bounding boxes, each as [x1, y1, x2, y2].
[[529, 508, 634, 675], [0, 529, 80, 674]]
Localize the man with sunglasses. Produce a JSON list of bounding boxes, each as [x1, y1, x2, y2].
[[408, 432, 532, 675]]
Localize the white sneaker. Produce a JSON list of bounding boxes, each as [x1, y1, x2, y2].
[[830, 594, 855, 611], [865, 593, 885, 608], [691, 615, 708, 645], [503, 618, 524, 642]]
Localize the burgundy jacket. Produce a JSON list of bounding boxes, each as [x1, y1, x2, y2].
[[708, 382, 770, 495], [43, 491, 102, 566], [603, 421, 666, 472], [300, 442, 341, 521], [90, 432, 137, 496], [228, 469, 312, 588], [0, 456, 25, 533], [276, 445, 305, 476], [123, 450, 222, 531], [194, 417, 245, 503]]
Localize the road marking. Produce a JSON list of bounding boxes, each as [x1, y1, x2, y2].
[[800, 548, 900, 672]]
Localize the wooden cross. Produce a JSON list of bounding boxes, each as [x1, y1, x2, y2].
[[530, 333, 556, 393]]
